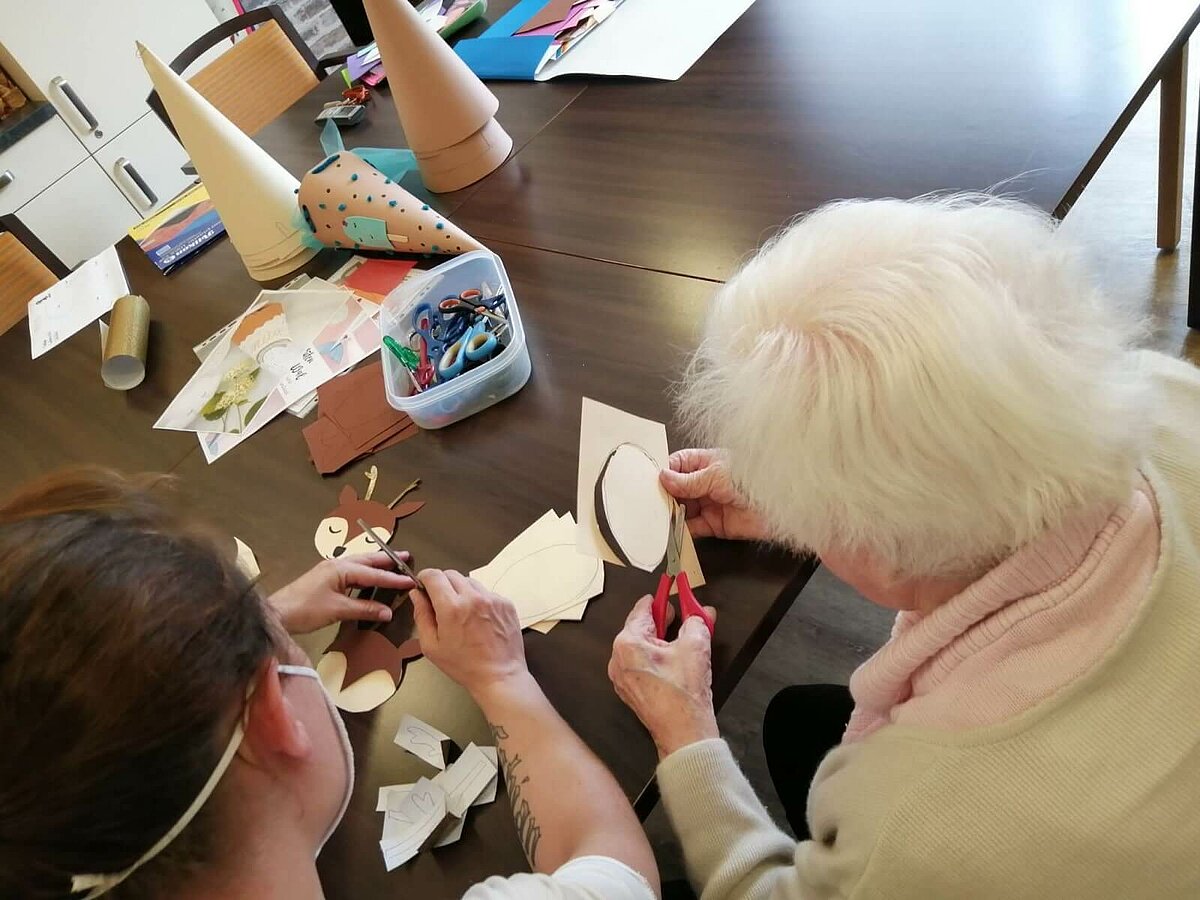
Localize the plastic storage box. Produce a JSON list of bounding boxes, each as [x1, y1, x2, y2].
[[380, 250, 532, 429]]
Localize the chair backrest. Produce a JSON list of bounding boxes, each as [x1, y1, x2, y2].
[[147, 5, 321, 137], [0, 215, 69, 336]]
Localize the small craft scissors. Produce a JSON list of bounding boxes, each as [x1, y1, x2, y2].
[[358, 518, 426, 594], [438, 291, 508, 329], [437, 318, 499, 380], [651, 502, 715, 640]]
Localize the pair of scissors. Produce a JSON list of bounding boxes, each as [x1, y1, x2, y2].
[[437, 318, 499, 380], [438, 292, 508, 328], [651, 502, 715, 639]]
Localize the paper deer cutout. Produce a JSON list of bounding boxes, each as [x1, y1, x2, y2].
[[314, 468, 425, 560], [314, 467, 427, 712]]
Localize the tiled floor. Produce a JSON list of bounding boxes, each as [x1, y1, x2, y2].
[[648, 43, 1200, 883]]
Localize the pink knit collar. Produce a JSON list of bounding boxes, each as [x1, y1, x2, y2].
[[843, 489, 1140, 742]]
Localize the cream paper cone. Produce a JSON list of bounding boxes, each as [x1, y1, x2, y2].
[[137, 43, 318, 282], [299, 152, 482, 254], [362, 0, 513, 192]]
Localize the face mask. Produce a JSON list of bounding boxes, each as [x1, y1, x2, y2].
[[277, 664, 355, 853], [71, 663, 355, 899]]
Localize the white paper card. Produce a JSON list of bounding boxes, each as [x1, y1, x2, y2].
[[576, 398, 704, 588], [537, 0, 757, 82], [394, 714, 454, 770], [380, 778, 447, 870], [377, 783, 415, 812], [28, 245, 128, 359], [433, 743, 498, 817], [473, 747, 499, 806]]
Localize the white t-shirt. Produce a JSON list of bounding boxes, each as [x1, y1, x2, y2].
[[463, 856, 656, 899]]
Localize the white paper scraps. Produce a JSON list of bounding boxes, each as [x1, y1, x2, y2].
[[28, 245, 128, 359], [233, 537, 260, 580], [377, 783, 415, 812], [471, 511, 604, 629], [576, 398, 704, 590], [98, 320, 109, 355], [434, 814, 466, 848], [380, 778, 448, 871], [433, 743, 498, 818], [537, 0, 757, 82], [394, 714, 458, 770], [474, 746, 499, 806]]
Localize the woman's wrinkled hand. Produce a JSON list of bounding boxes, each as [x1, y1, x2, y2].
[[608, 595, 720, 759], [660, 448, 770, 542]]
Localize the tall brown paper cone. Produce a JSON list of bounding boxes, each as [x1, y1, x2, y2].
[[362, 0, 513, 192], [137, 42, 319, 282]]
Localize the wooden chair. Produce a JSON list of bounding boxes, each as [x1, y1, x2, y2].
[[147, 5, 336, 138], [0, 214, 70, 336]]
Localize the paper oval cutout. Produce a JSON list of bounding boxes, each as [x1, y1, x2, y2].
[[317, 652, 401, 713], [489, 543, 603, 625], [595, 443, 670, 571]]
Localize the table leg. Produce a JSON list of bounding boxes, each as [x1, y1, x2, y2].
[[1159, 43, 1188, 251]]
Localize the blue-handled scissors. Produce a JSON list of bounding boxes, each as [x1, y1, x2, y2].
[[411, 302, 446, 360], [437, 319, 500, 381]]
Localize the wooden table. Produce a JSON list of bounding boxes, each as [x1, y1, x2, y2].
[[3, 1, 1199, 896]]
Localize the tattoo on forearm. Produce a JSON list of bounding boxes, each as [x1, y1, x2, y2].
[[489, 723, 542, 866]]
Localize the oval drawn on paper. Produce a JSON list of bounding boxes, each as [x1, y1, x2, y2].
[[490, 543, 602, 625], [595, 443, 671, 571]]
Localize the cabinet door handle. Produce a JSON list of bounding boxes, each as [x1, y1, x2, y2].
[[116, 157, 158, 208], [50, 76, 101, 137], [0, 170, 13, 192]]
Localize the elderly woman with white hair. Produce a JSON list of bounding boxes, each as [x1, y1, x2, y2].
[[608, 196, 1200, 899]]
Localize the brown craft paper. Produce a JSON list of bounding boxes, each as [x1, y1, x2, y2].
[[361, 0, 513, 192], [299, 152, 482, 254], [515, 0, 575, 34], [138, 43, 318, 281], [101, 295, 150, 390]]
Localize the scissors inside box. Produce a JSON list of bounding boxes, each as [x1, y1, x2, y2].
[[400, 282, 511, 392]]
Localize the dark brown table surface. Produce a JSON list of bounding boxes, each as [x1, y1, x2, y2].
[[3, 1, 1199, 896]]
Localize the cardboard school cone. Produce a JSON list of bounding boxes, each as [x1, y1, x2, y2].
[[362, 0, 513, 192], [137, 43, 318, 281], [299, 151, 482, 254]]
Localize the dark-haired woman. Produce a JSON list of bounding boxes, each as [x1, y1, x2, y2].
[[0, 469, 658, 900]]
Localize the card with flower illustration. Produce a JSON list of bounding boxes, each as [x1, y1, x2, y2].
[[155, 287, 351, 435]]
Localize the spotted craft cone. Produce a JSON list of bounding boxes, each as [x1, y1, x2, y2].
[[298, 151, 482, 255]]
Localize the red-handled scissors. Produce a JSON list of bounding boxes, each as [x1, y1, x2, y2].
[[651, 502, 715, 639]]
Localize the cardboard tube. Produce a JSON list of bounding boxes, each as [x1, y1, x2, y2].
[[102, 295, 150, 390]]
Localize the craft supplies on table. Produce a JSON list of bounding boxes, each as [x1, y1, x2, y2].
[[381, 250, 531, 429], [128, 182, 226, 274], [454, 0, 759, 81]]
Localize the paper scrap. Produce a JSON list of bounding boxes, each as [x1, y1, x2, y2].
[[576, 398, 704, 588], [380, 777, 449, 870], [303, 361, 418, 475], [233, 537, 260, 580], [471, 511, 604, 628], [433, 743, 498, 817], [28, 245, 128, 359], [377, 783, 415, 812], [341, 257, 418, 303], [394, 714, 459, 770], [536, 0, 758, 81], [474, 746, 499, 806]]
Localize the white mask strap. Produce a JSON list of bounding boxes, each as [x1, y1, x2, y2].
[[71, 678, 257, 899]]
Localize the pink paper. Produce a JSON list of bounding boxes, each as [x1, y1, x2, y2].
[[521, 0, 597, 37]]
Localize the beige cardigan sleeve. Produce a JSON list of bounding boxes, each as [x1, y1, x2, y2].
[[656, 738, 939, 900]]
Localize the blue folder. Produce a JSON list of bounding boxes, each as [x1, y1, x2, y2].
[[453, 0, 559, 80]]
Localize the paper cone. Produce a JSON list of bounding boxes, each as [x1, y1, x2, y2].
[[137, 43, 319, 281], [362, 0, 513, 192], [299, 152, 483, 254]]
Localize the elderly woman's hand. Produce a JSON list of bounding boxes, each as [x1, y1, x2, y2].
[[608, 595, 720, 759], [268, 551, 415, 634], [660, 448, 770, 542]]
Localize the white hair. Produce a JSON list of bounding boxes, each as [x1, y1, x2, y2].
[[679, 195, 1151, 578]]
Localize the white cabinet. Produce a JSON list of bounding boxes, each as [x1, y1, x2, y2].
[[95, 112, 195, 215], [19, 159, 140, 269], [0, 116, 88, 215], [3, 0, 221, 152]]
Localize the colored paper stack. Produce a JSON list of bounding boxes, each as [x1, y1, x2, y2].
[[303, 361, 419, 474]]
